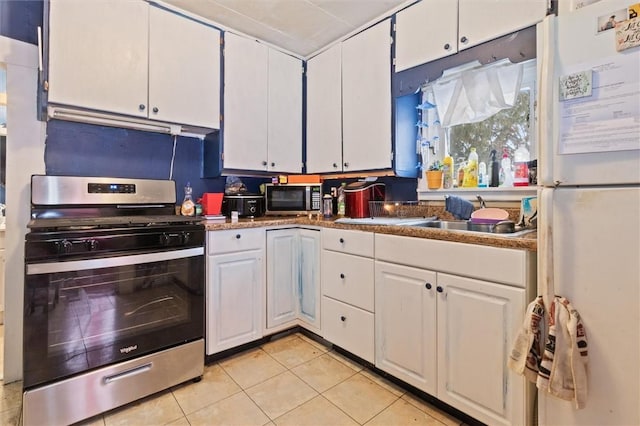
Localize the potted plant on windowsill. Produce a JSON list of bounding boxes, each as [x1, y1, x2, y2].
[[426, 160, 444, 190]]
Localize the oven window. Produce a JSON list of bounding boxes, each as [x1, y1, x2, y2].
[[268, 187, 305, 210], [23, 254, 204, 388]]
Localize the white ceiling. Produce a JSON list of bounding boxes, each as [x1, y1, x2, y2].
[[160, 0, 414, 58]]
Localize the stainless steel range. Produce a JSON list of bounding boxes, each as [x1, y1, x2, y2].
[[23, 175, 205, 426]]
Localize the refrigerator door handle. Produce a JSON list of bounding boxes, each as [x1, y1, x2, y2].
[[536, 15, 557, 188]]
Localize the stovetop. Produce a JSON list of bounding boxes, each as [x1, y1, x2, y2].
[[28, 215, 203, 232]]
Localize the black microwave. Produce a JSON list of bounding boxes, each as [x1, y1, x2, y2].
[[265, 183, 322, 215]]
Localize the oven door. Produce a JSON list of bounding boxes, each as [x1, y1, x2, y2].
[[23, 247, 204, 389]]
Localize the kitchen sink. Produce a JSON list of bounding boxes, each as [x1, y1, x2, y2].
[[399, 219, 536, 236]]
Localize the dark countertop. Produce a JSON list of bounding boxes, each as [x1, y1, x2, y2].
[[202, 216, 537, 252]]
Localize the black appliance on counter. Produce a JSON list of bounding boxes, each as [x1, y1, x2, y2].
[[23, 175, 205, 426], [221, 194, 265, 218]]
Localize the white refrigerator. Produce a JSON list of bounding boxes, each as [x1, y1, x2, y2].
[[536, 2, 640, 425]]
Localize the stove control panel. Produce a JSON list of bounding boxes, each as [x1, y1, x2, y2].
[[88, 183, 136, 194]]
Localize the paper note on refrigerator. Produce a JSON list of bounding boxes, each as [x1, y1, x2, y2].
[[559, 53, 640, 154]]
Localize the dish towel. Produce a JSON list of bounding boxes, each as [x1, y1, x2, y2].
[[444, 196, 474, 220], [508, 296, 589, 409]]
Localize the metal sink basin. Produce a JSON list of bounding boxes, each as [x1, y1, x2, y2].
[[399, 220, 536, 237]]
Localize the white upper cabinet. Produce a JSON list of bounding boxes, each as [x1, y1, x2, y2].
[[267, 49, 303, 173], [48, 1, 221, 128], [458, 0, 547, 48], [223, 33, 302, 173], [148, 6, 220, 128], [342, 19, 392, 172], [395, 0, 547, 72], [48, 0, 149, 118], [306, 44, 343, 174], [395, 0, 458, 72], [223, 32, 269, 171]]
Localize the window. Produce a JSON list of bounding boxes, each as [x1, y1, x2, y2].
[[418, 58, 537, 190]]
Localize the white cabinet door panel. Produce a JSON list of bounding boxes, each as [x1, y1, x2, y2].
[[306, 44, 343, 173], [299, 229, 321, 330], [395, 0, 458, 71], [342, 19, 392, 171], [267, 50, 302, 173], [223, 33, 268, 170], [266, 230, 298, 328], [149, 6, 220, 128], [48, 0, 148, 117], [458, 0, 547, 49], [437, 273, 526, 426], [207, 250, 264, 354], [375, 261, 437, 394]]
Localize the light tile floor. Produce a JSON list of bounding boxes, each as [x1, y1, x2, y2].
[[3, 331, 466, 426]]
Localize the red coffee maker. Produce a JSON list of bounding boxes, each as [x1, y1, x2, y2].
[[344, 182, 385, 218]]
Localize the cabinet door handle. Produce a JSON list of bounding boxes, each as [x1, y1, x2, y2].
[[343, 162, 349, 168], [262, 161, 268, 166], [460, 36, 468, 44], [340, 315, 346, 322], [339, 238, 344, 243], [139, 104, 146, 111], [436, 286, 443, 293], [152, 107, 159, 113], [333, 163, 338, 168], [271, 162, 275, 167], [235, 234, 241, 239], [425, 282, 432, 290], [340, 273, 345, 279], [444, 43, 450, 50]]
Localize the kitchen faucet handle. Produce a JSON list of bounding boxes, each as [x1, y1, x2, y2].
[[476, 195, 486, 209]]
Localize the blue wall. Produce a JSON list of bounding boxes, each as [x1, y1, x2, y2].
[[0, 1, 43, 45], [45, 120, 267, 202]]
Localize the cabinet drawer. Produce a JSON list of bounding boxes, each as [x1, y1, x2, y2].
[[322, 296, 374, 363], [208, 228, 265, 255], [322, 228, 374, 257], [322, 250, 374, 311]]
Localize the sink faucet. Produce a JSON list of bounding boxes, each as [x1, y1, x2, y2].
[[476, 195, 486, 209]]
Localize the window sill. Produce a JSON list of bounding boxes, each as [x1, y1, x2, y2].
[[418, 186, 537, 202]]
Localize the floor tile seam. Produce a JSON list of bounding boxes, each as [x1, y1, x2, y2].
[[175, 385, 246, 417], [359, 368, 408, 398], [325, 350, 365, 372], [317, 393, 364, 426], [261, 338, 328, 370], [400, 392, 452, 423], [241, 382, 314, 424], [358, 393, 403, 425], [216, 356, 277, 391], [287, 360, 359, 393]]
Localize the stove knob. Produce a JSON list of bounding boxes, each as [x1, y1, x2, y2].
[[249, 205, 256, 214], [86, 239, 99, 251], [159, 233, 171, 246], [181, 232, 190, 245], [58, 239, 73, 255]]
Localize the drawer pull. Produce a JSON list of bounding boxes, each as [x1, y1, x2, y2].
[[340, 315, 346, 322], [436, 286, 444, 293], [339, 238, 344, 243], [340, 273, 345, 279], [425, 282, 432, 290], [235, 234, 241, 239]]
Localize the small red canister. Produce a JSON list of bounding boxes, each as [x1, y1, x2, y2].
[[199, 193, 223, 216]]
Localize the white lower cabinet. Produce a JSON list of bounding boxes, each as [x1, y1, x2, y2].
[[374, 233, 534, 426], [375, 261, 437, 394], [266, 228, 321, 333], [206, 229, 265, 355], [321, 228, 375, 362], [436, 273, 526, 426]]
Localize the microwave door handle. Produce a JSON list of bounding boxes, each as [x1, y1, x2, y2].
[[306, 186, 311, 210]]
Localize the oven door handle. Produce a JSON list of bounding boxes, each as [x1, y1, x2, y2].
[[26, 247, 204, 275], [103, 363, 153, 384]]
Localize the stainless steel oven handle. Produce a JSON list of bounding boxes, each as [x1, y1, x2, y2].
[[26, 247, 204, 275], [103, 363, 152, 384]]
